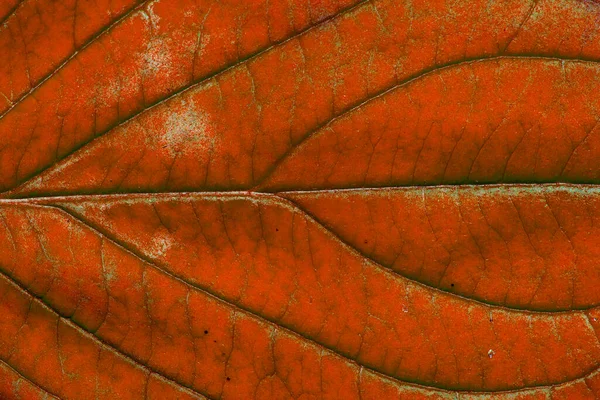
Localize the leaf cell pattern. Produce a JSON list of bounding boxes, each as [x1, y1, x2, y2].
[[2, 0, 600, 399]]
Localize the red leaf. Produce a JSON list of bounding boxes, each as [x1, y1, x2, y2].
[[2, 0, 600, 399]]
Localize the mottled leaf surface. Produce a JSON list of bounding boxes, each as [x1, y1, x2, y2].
[[2, 0, 600, 399]]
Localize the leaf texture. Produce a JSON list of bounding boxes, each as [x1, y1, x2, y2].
[[0, 0, 145, 113], [2, 0, 600, 399]]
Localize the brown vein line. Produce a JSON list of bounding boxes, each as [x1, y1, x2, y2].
[[252, 55, 600, 189], [362, 368, 600, 398], [273, 183, 600, 194], [22, 202, 599, 393], [502, 0, 539, 53], [3, 182, 600, 203], [5, 54, 600, 201], [6, 185, 600, 313], [0, 359, 61, 399], [0, 0, 25, 27], [0, 267, 209, 400], [46, 203, 420, 391], [0, 0, 148, 120], [273, 193, 600, 314], [2, 0, 373, 194]]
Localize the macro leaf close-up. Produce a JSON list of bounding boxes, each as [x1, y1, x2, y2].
[[2, 0, 600, 399]]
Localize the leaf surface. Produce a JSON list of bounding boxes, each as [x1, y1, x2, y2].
[[2, 0, 600, 399]]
